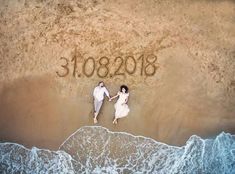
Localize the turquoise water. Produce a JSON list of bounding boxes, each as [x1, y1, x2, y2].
[[0, 126, 235, 174]]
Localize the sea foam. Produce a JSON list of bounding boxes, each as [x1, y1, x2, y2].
[[0, 126, 235, 173]]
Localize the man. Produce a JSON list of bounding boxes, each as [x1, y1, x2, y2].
[[93, 81, 111, 124]]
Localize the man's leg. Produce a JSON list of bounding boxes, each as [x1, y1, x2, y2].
[[94, 99, 98, 123], [94, 99, 98, 116], [94, 99, 103, 123]]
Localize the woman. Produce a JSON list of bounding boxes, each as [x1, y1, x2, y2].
[[109, 85, 130, 124]]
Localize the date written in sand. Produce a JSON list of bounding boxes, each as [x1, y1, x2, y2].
[[56, 54, 159, 78]]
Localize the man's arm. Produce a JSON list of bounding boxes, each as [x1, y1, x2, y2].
[[93, 87, 97, 98], [104, 88, 111, 99]]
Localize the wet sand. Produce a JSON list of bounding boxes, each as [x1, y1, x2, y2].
[[0, 0, 235, 150], [0, 55, 234, 150]]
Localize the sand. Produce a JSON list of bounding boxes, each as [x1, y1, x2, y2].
[[0, 0, 235, 150]]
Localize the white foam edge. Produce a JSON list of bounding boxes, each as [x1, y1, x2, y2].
[[0, 126, 233, 153], [0, 141, 67, 156], [60, 125, 184, 150]]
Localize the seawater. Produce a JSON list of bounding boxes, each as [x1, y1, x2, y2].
[[0, 126, 235, 174]]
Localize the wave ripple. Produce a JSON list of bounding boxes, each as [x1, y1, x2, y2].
[[1, 126, 235, 174]]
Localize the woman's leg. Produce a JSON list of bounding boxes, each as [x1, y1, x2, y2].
[[113, 117, 118, 124]]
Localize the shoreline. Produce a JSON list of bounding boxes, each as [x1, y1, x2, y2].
[[0, 0, 235, 151]]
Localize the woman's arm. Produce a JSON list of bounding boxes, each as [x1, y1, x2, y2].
[[125, 98, 128, 103], [122, 97, 128, 105], [122, 94, 129, 104], [109, 93, 119, 101]]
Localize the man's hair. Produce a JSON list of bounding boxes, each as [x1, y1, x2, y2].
[[98, 81, 104, 85]]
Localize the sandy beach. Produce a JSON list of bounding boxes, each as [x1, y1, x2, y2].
[[0, 0, 235, 150]]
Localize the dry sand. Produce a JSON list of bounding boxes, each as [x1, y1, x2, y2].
[[0, 0, 235, 150]]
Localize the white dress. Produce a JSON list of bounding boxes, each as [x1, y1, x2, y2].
[[114, 92, 130, 118]]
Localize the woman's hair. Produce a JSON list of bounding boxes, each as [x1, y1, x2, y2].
[[120, 85, 128, 93]]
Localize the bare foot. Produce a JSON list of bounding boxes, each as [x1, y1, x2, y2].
[[94, 117, 98, 124], [94, 112, 98, 118], [113, 119, 117, 124]]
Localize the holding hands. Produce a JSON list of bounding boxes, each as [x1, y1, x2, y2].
[[108, 96, 112, 102]]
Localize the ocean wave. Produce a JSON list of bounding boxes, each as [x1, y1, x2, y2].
[[0, 126, 235, 174]]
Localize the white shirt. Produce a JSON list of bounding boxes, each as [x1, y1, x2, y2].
[[93, 86, 110, 101]]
